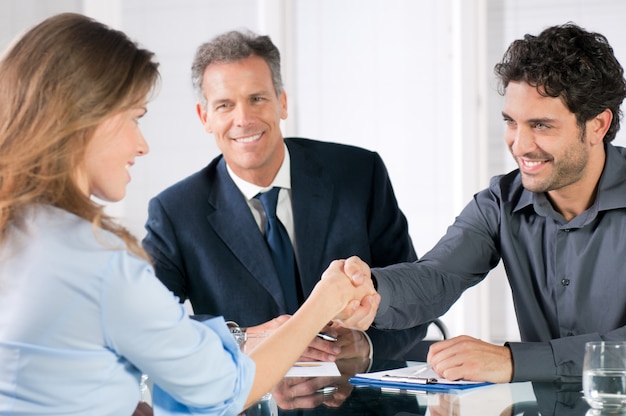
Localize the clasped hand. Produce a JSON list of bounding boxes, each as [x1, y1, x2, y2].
[[320, 256, 379, 330], [245, 256, 379, 362]]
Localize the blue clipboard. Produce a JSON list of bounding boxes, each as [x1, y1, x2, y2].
[[348, 364, 491, 392], [349, 374, 491, 392]]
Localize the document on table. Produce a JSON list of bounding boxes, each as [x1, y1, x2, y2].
[[349, 363, 491, 392], [285, 361, 340, 377]]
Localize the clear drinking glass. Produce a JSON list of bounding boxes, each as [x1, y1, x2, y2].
[[237, 332, 273, 402], [240, 332, 270, 355], [139, 374, 152, 405], [583, 341, 626, 414]]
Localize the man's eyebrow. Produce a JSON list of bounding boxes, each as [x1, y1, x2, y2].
[[209, 97, 230, 106], [501, 112, 556, 124], [527, 117, 557, 124], [249, 89, 273, 97]]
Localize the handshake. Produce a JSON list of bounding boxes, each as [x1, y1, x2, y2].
[[243, 256, 381, 363], [310, 256, 380, 331]]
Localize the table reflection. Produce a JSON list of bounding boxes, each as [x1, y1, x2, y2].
[[270, 357, 370, 411], [240, 359, 592, 415]]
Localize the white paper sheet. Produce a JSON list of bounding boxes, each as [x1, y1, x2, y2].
[[285, 361, 341, 377]]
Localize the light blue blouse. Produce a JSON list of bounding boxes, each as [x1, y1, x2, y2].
[[0, 205, 254, 415]]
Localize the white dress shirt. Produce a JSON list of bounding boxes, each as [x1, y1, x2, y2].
[[226, 143, 297, 254]]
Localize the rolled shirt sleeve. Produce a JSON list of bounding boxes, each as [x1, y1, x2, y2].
[[371, 144, 626, 382], [101, 252, 254, 414]]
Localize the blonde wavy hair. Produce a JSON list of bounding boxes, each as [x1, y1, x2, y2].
[[0, 13, 160, 260]]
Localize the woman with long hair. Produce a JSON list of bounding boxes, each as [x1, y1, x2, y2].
[[0, 13, 375, 415]]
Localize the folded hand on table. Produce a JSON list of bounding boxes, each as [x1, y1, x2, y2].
[[244, 316, 370, 362], [427, 335, 513, 383], [332, 323, 371, 360], [298, 323, 370, 363]]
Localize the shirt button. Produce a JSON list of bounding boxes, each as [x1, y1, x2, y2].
[[561, 279, 570, 286], [563, 228, 571, 232]]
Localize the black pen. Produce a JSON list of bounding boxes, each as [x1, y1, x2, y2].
[[317, 332, 338, 342]]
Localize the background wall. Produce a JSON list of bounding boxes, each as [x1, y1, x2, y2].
[[2, 0, 625, 343]]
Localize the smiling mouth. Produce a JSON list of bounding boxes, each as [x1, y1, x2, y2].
[[233, 133, 262, 143], [523, 160, 544, 167], [519, 157, 550, 171]]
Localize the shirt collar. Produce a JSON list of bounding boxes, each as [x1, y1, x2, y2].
[[594, 143, 626, 211], [226, 142, 292, 200]]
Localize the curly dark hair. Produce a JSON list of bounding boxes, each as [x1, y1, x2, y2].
[[494, 23, 626, 143]]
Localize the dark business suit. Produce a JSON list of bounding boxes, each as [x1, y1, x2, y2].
[[143, 138, 427, 359]]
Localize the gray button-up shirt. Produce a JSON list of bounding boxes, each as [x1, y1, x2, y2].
[[373, 143, 626, 382]]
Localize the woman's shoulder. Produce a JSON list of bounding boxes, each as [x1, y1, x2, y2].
[[29, 205, 122, 250]]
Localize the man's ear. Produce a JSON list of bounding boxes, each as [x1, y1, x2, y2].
[[589, 108, 613, 145], [196, 102, 212, 133]]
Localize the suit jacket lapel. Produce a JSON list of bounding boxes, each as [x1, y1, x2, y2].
[[288, 141, 335, 295], [206, 158, 288, 310]]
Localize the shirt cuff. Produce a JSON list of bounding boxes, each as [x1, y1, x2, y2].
[[152, 317, 254, 415], [506, 341, 556, 382], [370, 270, 391, 320]]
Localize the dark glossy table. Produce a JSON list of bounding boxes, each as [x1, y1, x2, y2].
[[242, 359, 592, 416]]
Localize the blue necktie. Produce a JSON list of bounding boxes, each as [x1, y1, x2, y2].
[[256, 187, 299, 313]]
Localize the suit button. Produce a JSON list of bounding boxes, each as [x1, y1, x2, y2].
[[561, 279, 570, 286]]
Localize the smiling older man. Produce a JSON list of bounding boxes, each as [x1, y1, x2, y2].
[[143, 30, 428, 364]]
